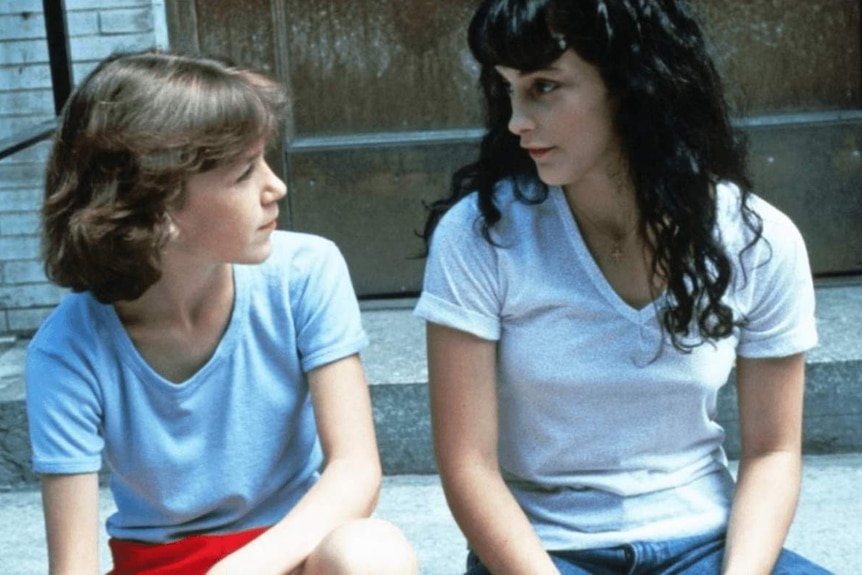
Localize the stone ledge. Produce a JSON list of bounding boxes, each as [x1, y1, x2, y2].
[[1, 284, 860, 487]]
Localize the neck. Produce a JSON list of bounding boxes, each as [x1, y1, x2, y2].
[[114, 255, 232, 329], [562, 169, 644, 266], [563, 177, 638, 240]]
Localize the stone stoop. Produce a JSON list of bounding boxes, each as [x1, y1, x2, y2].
[[366, 284, 862, 474], [1, 284, 861, 488]]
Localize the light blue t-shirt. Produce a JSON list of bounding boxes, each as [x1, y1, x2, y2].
[[415, 180, 818, 550], [26, 231, 368, 543]]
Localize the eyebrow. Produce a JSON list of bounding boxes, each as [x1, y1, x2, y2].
[[242, 147, 264, 163], [496, 64, 565, 79], [226, 150, 259, 175], [532, 64, 564, 75]]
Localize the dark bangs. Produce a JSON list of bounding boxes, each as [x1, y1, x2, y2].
[[84, 53, 289, 177], [173, 60, 289, 170], [468, 0, 566, 71]]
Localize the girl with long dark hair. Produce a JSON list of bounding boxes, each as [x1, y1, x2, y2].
[[416, 1, 829, 573]]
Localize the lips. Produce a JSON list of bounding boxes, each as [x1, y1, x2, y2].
[[259, 214, 279, 231], [524, 146, 554, 160]]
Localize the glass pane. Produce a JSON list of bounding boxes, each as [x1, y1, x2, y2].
[[284, 0, 479, 135]]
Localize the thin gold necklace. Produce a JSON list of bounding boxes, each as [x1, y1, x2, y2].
[[573, 209, 639, 265]]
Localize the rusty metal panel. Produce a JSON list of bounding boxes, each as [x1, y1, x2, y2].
[[163, 0, 199, 54], [743, 116, 862, 275], [692, 0, 861, 115], [165, 0, 283, 77], [287, 139, 479, 295], [165, 0, 862, 294], [191, 0, 280, 76], [282, 0, 480, 135]]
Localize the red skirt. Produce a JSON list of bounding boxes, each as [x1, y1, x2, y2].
[[108, 527, 268, 575]]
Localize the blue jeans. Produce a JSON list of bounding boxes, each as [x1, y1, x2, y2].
[[464, 531, 832, 574]]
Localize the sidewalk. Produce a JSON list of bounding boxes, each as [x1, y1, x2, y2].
[[1, 454, 860, 575]]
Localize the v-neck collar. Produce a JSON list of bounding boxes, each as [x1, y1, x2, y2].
[[99, 265, 247, 393], [550, 185, 664, 324]]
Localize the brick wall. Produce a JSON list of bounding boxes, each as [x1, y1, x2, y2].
[[0, 0, 167, 335]]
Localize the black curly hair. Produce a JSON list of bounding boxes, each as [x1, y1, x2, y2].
[[422, 0, 764, 351]]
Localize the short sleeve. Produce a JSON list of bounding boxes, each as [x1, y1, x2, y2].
[[414, 195, 502, 341], [290, 240, 369, 372], [735, 203, 818, 358], [26, 344, 105, 474]]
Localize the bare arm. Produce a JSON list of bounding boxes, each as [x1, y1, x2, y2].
[[722, 353, 806, 575], [41, 473, 101, 575], [428, 323, 559, 575], [207, 353, 381, 575]]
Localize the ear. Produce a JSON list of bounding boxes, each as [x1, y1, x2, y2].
[[163, 213, 180, 242]]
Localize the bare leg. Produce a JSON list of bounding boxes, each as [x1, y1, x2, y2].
[[300, 518, 419, 575]]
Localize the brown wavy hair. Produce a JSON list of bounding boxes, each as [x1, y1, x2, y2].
[[42, 50, 288, 303]]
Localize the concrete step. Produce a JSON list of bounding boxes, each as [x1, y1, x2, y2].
[[1, 454, 860, 575], [1, 283, 861, 487], [364, 282, 862, 474]]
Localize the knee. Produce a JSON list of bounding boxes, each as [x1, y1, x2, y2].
[[303, 518, 419, 575]]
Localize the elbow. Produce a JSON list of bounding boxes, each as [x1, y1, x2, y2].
[[739, 432, 803, 462], [367, 457, 383, 511], [736, 447, 803, 489], [331, 451, 382, 514], [436, 450, 500, 495]]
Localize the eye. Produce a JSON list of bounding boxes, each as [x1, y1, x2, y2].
[[235, 161, 256, 183], [533, 80, 558, 96]]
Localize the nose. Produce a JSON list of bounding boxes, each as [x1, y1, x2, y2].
[[507, 96, 535, 135], [261, 159, 287, 203]]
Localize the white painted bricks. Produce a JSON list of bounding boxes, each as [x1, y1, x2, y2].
[[0, 1, 167, 335]]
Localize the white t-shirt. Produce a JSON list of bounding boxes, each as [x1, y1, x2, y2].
[[415, 180, 817, 550]]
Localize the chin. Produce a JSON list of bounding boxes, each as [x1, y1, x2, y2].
[[237, 243, 273, 265], [530, 163, 558, 184], [535, 172, 567, 187]]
